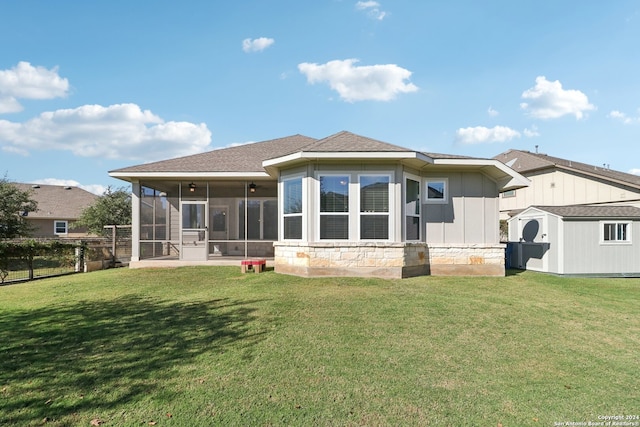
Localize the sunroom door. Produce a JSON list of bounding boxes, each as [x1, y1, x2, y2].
[[180, 201, 208, 261]]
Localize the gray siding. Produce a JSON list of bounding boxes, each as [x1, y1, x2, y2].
[[562, 220, 640, 274], [425, 172, 499, 244]]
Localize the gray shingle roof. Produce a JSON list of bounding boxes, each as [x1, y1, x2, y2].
[[494, 149, 640, 189], [110, 131, 495, 177], [299, 131, 412, 153], [110, 134, 317, 174], [532, 205, 640, 218], [12, 183, 98, 219]]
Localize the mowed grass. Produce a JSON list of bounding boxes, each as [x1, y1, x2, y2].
[[0, 268, 638, 426]]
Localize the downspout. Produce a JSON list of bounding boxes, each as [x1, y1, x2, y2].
[[244, 181, 248, 258]]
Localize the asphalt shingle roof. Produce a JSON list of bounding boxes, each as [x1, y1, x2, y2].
[[531, 205, 640, 218], [13, 183, 98, 219], [110, 131, 489, 176], [494, 149, 640, 189]]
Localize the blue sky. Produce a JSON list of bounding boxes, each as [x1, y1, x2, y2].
[[1, 1, 639, 194]]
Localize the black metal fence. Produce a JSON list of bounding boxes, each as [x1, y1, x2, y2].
[[0, 240, 81, 284]]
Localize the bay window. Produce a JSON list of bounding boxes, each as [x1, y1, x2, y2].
[[359, 175, 390, 240], [283, 177, 303, 239], [320, 175, 349, 239]]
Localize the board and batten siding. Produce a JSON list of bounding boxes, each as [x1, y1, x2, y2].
[[500, 168, 640, 218], [424, 172, 499, 245]]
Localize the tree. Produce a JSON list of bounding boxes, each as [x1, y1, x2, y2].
[[76, 187, 131, 236], [0, 177, 38, 239]]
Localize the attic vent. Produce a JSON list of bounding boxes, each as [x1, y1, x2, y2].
[[64, 186, 72, 190], [31, 184, 40, 188]]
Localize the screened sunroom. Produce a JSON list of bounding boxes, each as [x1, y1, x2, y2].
[[135, 179, 277, 261]]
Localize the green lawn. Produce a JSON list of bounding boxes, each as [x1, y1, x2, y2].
[[0, 268, 638, 426]]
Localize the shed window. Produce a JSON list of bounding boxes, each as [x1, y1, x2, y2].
[[601, 221, 631, 243]]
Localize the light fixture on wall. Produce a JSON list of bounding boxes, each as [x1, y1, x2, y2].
[[249, 182, 257, 193], [188, 182, 196, 192]]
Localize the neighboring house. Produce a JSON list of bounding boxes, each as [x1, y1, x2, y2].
[[109, 131, 529, 278], [507, 205, 640, 276], [494, 149, 640, 220], [13, 183, 99, 238]]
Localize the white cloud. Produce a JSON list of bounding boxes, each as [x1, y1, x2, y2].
[[455, 126, 521, 144], [33, 178, 107, 195], [0, 103, 212, 161], [298, 59, 418, 102], [242, 37, 275, 53], [520, 76, 595, 120], [356, 1, 387, 20], [0, 61, 69, 113], [523, 125, 540, 137], [608, 109, 638, 124], [629, 168, 640, 176], [487, 106, 499, 117]]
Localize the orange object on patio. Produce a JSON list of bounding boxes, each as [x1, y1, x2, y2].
[[241, 258, 266, 273]]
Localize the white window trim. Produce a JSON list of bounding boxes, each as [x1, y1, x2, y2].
[[357, 173, 393, 241], [54, 220, 68, 235], [317, 173, 351, 240], [599, 220, 632, 245], [404, 173, 422, 241], [281, 175, 305, 241], [425, 177, 449, 204]]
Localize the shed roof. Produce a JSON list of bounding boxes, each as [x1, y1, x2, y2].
[[12, 183, 98, 219], [528, 205, 640, 219]]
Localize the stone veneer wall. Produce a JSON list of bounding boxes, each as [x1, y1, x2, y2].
[[273, 242, 505, 278]]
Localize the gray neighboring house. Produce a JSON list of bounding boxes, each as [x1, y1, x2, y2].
[[109, 131, 529, 278], [508, 205, 640, 276], [494, 149, 640, 220], [13, 183, 99, 238]]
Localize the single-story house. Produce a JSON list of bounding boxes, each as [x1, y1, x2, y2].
[[13, 183, 98, 238], [507, 205, 640, 276], [109, 131, 529, 278]]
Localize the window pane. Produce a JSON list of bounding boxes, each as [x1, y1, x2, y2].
[[618, 223, 627, 241], [603, 223, 615, 241], [361, 215, 388, 239], [320, 176, 349, 212], [284, 216, 302, 239], [406, 216, 420, 240], [320, 215, 348, 239], [284, 178, 302, 214], [263, 200, 278, 240], [427, 181, 445, 199], [405, 178, 420, 215], [360, 176, 389, 213]]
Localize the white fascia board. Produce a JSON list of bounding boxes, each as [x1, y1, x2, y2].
[[433, 158, 530, 190], [108, 171, 271, 180], [263, 151, 429, 168]]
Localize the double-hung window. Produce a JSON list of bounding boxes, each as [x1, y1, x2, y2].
[[54, 220, 68, 235], [283, 177, 303, 239], [319, 175, 349, 239], [359, 174, 390, 240], [601, 221, 631, 244]]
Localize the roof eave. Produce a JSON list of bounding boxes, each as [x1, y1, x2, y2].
[[109, 171, 271, 182], [262, 151, 432, 174], [432, 158, 531, 191]]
